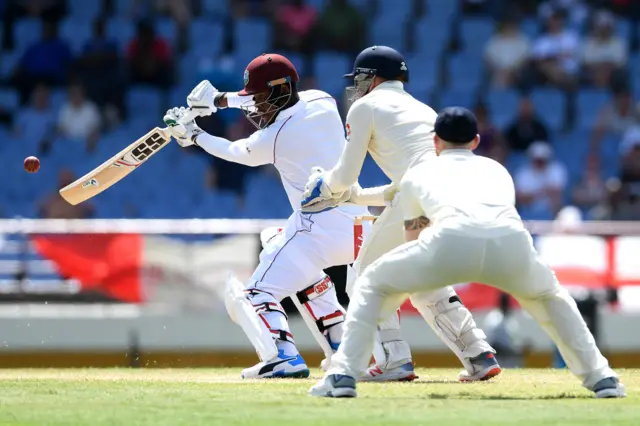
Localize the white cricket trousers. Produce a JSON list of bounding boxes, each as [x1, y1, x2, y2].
[[332, 222, 615, 389], [351, 196, 492, 367]]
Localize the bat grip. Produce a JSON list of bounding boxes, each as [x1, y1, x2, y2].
[[180, 108, 200, 125]]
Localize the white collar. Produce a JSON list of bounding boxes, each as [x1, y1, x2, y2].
[[439, 149, 475, 157], [371, 80, 404, 92], [274, 98, 305, 122]]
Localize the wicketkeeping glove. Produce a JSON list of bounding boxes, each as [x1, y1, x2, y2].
[[301, 167, 345, 213], [163, 107, 204, 147]]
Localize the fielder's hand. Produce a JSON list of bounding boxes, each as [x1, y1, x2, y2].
[[163, 107, 203, 147], [187, 80, 219, 117]]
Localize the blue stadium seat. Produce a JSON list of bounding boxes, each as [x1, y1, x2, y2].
[[487, 90, 520, 129], [67, 0, 101, 21], [189, 19, 224, 56], [438, 88, 477, 110], [598, 133, 622, 180], [576, 89, 610, 130], [314, 52, 351, 96], [521, 18, 540, 39], [0, 51, 20, 79], [106, 19, 134, 50], [14, 18, 41, 52], [460, 18, 494, 51], [404, 53, 438, 96], [377, 0, 413, 22], [616, 18, 631, 42], [554, 129, 590, 184], [178, 52, 201, 87], [60, 19, 92, 54], [0, 88, 19, 110], [234, 19, 271, 59], [279, 52, 305, 78], [447, 52, 484, 91], [370, 16, 404, 52], [349, 0, 371, 14], [156, 18, 179, 48], [428, 0, 459, 19], [49, 88, 67, 111], [202, 0, 229, 17], [195, 190, 240, 219], [126, 86, 163, 119], [530, 89, 565, 130], [242, 169, 291, 219], [414, 18, 450, 57]]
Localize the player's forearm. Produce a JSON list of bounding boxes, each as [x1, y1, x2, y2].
[[404, 216, 430, 242], [325, 142, 368, 193], [213, 92, 252, 110], [194, 133, 262, 166], [350, 183, 396, 206]]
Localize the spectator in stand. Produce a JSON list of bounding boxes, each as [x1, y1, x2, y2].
[[538, 0, 589, 31], [315, 0, 366, 54], [603, 126, 640, 220], [505, 96, 550, 153], [473, 102, 507, 164], [582, 10, 628, 89], [590, 88, 640, 156], [273, 0, 317, 53], [128, 0, 192, 52], [39, 169, 95, 219], [614, 126, 640, 219], [515, 141, 568, 219], [12, 20, 73, 103], [13, 84, 56, 155], [620, 126, 640, 186], [530, 9, 580, 90], [484, 19, 530, 88], [126, 20, 173, 88], [76, 19, 124, 128], [1, 0, 67, 51], [572, 156, 607, 218], [58, 83, 102, 151]]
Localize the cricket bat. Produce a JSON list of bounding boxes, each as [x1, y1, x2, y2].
[[59, 110, 197, 205]]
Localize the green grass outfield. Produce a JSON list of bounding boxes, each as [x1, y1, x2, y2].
[[0, 368, 638, 426]]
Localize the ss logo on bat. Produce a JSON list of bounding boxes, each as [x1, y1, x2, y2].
[[131, 132, 165, 162]]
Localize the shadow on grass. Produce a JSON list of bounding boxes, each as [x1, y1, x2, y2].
[[423, 392, 591, 400]]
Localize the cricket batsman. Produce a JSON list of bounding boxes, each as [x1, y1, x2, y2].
[[161, 53, 373, 379], [309, 107, 626, 399], [302, 46, 500, 382]]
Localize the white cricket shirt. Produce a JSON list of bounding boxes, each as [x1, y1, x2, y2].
[[400, 149, 522, 228], [195, 90, 366, 212], [325, 80, 438, 192]]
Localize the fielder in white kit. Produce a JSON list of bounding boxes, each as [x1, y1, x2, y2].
[[302, 46, 500, 382], [310, 107, 626, 398], [163, 53, 370, 378]]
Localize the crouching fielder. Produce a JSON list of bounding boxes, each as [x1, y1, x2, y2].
[[310, 107, 626, 398]]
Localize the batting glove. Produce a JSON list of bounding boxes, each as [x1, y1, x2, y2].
[[187, 80, 219, 117], [163, 107, 203, 147]]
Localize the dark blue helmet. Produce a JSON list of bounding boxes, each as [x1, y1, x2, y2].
[[344, 45, 409, 82]]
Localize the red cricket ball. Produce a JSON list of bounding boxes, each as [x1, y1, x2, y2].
[[24, 156, 40, 173]]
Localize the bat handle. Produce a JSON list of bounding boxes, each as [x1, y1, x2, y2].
[[180, 107, 200, 125]]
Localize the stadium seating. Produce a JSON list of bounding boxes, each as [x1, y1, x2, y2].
[[0, 0, 633, 226]]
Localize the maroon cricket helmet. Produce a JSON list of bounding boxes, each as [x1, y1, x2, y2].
[[239, 53, 300, 96]]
